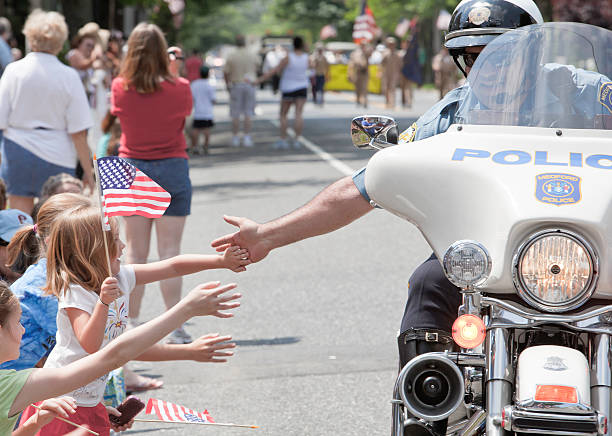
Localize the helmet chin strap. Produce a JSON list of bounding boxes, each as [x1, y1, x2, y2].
[[453, 56, 468, 78]]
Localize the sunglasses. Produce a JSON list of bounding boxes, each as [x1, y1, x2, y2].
[[462, 53, 480, 68], [0, 238, 8, 247]]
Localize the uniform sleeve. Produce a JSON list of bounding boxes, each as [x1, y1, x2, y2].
[[64, 69, 93, 134]]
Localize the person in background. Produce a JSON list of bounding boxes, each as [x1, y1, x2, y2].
[[400, 33, 422, 108], [105, 30, 123, 80], [262, 45, 285, 94], [66, 24, 101, 107], [380, 36, 402, 108], [184, 49, 203, 83], [0, 17, 12, 76], [432, 47, 458, 100], [0, 9, 95, 216], [310, 42, 329, 106], [167, 46, 184, 77], [190, 65, 216, 156], [110, 23, 195, 344], [348, 41, 370, 107], [223, 35, 259, 148], [30, 173, 83, 222], [96, 111, 121, 159]]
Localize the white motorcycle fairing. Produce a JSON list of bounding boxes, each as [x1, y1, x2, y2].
[[516, 345, 590, 406], [364, 124, 612, 296]]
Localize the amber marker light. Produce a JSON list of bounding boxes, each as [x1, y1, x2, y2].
[[535, 385, 578, 403], [452, 314, 486, 349]]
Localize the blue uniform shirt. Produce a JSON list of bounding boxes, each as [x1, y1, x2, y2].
[[352, 85, 467, 203]]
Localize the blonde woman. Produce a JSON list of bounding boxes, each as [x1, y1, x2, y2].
[[0, 10, 94, 215], [110, 23, 194, 343]]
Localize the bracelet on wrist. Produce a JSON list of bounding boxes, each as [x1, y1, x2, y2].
[[98, 297, 109, 307]]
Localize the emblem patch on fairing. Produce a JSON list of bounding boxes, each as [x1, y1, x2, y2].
[[599, 82, 612, 114], [468, 6, 491, 25], [398, 122, 417, 143], [543, 356, 568, 371], [535, 173, 581, 206]]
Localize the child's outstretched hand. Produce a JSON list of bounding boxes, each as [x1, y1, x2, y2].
[[29, 397, 77, 429], [187, 333, 236, 362], [222, 246, 251, 272], [100, 277, 122, 305], [107, 405, 135, 432], [184, 281, 241, 318]]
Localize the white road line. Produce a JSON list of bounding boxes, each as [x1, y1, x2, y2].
[[269, 119, 356, 176]]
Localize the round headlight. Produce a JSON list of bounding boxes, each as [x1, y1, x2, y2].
[[513, 230, 598, 312], [443, 241, 491, 289]]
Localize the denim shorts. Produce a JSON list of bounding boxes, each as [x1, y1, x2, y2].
[[123, 157, 191, 216], [0, 137, 75, 197]]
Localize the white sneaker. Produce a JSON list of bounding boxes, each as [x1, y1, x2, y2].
[[274, 139, 290, 150], [243, 135, 254, 147], [166, 326, 193, 344], [231, 136, 241, 147]]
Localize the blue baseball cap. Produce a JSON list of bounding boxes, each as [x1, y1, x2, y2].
[[0, 209, 33, 243]]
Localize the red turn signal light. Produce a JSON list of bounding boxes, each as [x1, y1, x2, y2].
[[452, 314, 486, 349], [535, 385, 578, 403]]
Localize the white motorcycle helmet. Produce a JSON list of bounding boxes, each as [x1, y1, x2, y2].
[[444, 0, 544, 76]]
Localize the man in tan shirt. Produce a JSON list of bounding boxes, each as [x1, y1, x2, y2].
[[310, 43, 329, 106], [224, 35, 260, 147], [380, 36, 402, 108]]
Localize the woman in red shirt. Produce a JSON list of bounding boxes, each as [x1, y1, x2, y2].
[[111, 23, 194, 344]]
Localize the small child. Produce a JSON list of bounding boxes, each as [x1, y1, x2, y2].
[[19, 204, 249, 435], [190, 65, 216, 155]]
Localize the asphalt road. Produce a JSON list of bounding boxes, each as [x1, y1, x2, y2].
[[122, 83, 442, 435]]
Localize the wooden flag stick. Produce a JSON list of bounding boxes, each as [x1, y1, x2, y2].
[[133, 418, 258, 429], [92, 155, 113, 277], [31, 404, 99, 435]]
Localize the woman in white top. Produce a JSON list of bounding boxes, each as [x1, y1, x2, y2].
[[0, 10, 94, 215], [258, 36, 309, 149]]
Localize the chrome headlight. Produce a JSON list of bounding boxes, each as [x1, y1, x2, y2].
[[443, 241, 491, 289], [512, 229, 598, 312]]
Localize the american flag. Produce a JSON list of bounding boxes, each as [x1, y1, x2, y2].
[[352, 1, 379, 43], [97, 156, 171, 220], [145, 398, 214, 424]]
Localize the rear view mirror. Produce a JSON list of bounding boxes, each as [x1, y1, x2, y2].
[[351, 116, 398, 150]]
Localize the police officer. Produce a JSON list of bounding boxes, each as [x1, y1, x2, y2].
[[211, 1, 543, 434]]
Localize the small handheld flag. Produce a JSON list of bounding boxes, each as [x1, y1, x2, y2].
[[145, 398, 214, 423], [97, 156, 171, 220]]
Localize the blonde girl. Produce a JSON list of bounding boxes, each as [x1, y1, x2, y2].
[[19, 204, 249, 435], [0, 280, 241, 436]]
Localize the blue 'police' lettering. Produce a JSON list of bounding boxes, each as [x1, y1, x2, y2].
[[492, 150, 531, 165], [570, 153, 583, 167], [535, 151, 567, 166], [452, 148, 490, 161], [585, 154, 612, 169]]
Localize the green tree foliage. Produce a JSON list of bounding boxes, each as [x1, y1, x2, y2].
[[269, 0, 351, 42]]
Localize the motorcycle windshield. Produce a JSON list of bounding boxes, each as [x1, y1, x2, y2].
[[455, 22, 612, 130]]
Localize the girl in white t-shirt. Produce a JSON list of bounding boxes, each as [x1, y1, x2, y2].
[[19, 204, 250, 435]]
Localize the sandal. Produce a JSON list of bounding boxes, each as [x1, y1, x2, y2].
[[124, 368, 164, 392]]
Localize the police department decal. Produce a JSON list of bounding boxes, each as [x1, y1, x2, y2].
[[543, 356, 568, 371], [536, 173, 581, 206], [468, 6, 491, 25], [599, 82, 612, 113], [398, 122, 417, 143]]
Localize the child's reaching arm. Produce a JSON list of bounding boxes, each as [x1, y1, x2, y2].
[[133, 247, 250, 285], [65, 277, 122, 354], [133, 333, 235, 362]]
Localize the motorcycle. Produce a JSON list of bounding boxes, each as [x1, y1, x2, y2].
[[351, 22, 612, 436]]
